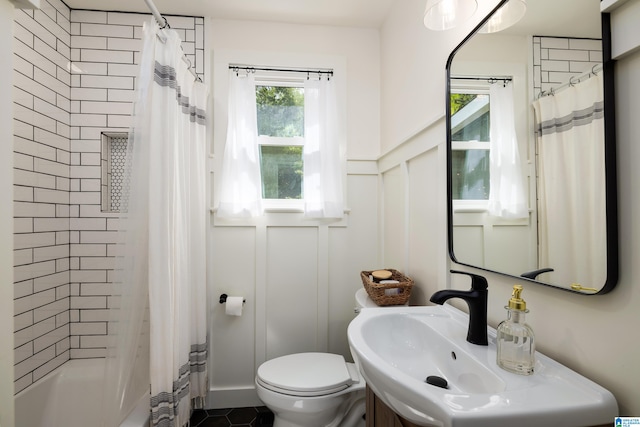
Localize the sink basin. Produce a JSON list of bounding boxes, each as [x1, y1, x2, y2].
[[347, 304, 617, 427]]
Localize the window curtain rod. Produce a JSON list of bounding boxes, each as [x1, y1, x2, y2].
[[451, 75, 512, 84], [142, 0, 202, 82], [229, 65, 334, 77]]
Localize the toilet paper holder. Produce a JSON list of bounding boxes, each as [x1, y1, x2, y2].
[[219, 293, 246, 304]]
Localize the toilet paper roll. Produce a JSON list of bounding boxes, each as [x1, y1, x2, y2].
[[225, 296, 244, 316]]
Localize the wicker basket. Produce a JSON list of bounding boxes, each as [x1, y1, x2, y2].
[[360, 269, 414, 306]]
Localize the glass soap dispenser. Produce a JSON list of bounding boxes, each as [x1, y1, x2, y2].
[[496, 285, 535, 375]]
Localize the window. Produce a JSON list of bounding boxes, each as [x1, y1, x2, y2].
[[255, 84, 304, 200], [218, 65, 343, 219], [450, 88, 490, 202]]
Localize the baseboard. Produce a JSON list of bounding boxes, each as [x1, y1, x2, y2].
[[206, 386, 263, 409]]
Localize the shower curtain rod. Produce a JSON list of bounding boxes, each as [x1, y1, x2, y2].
[[229, 65, 334, 76], [539, 63, 603, 98], [143, 0, 202, 82]]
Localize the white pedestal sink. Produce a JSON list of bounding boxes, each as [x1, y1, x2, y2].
[[347, 304, 617, 427]]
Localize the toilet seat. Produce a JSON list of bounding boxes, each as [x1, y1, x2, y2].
[[257, 353, 358, 397]]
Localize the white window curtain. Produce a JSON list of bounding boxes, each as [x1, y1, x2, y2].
[[487, 81, 528, 219], [101, 18, 208, 427], [303, 77, 344, 218], [217, 71, 263, 217], [533, 72, 606, 288]]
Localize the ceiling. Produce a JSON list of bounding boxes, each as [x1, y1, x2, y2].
[[63, 0, 398, 28], [62, 0, 600, 36], [504, 0, 601, 38]]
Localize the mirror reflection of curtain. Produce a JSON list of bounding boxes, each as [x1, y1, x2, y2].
[[488, 82, 528, 219], [533, 73, 606, 288]]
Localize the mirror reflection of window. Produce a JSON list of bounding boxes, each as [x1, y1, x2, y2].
[[451, 90, 490, 201]]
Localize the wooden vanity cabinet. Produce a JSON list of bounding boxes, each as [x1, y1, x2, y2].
[[365, 386, 421, 427]]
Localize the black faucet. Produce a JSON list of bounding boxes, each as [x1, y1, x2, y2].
[[429, 270, 488, 346]]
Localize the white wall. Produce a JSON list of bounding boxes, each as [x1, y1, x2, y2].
[[1, 2, 15, 425], [209, 19, 380, 160], [379, 0, 640, 415], [206, 19, 381, 407], [380, 0, 499, 154]]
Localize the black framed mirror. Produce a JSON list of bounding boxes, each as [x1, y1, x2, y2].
[[446, 0, 617, 294]]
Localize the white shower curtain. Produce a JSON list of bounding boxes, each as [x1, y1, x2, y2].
[[102, 18, 208, 427], [533, 73, 606, 288], [487, 81, 528, 219]]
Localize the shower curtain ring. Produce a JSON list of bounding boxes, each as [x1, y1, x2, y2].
[[160, 17, 170, 29]]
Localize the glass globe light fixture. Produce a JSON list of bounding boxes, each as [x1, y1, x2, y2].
[[478, 0, 527, 33], [423, 0, 478, 31]]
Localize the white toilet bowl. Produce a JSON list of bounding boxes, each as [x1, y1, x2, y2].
[[255, 288, 405, 427], [255, 352, 366, 427]]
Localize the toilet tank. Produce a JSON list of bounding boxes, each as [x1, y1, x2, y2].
[[354, 288, 378, 312], [354, 288, 408, 312]]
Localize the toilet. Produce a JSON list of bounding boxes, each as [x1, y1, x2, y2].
[[255, 289, 403, 427], [256, 352, 365, 427]]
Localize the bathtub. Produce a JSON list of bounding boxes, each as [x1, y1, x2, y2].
[[15, 358, 150, 427]]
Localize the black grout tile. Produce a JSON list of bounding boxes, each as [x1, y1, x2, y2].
[[190, 409, 210, 425], [190, 406, 273, 427], [196, 416, 234, 427], [227, 407, 258, 424]]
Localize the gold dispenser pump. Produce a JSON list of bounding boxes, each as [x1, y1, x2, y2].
[[507, 285, 527, 311]]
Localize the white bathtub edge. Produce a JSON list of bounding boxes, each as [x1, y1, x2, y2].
[[15, 359, 149, 427]]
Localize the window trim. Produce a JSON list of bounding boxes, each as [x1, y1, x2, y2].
[[257, 135, 304, 147]]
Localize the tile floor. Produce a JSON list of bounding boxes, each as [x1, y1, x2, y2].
[[190, 407, 274, 427]]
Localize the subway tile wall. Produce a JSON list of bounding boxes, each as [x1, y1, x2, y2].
[[533, 36, 602, 98], [13, 0, 72, 395], [13, 0, 205, 393]]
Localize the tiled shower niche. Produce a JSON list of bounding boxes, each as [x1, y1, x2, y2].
[[101, 133, 128, 213]]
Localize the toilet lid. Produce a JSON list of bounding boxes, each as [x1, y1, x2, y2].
[[257, 353, 354, 397]]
